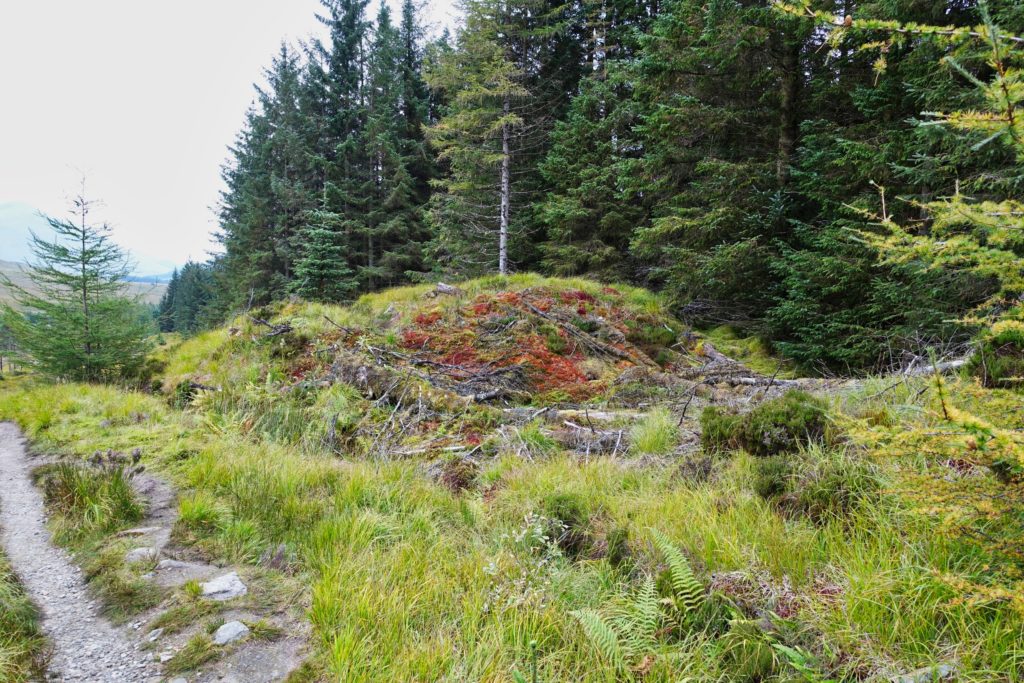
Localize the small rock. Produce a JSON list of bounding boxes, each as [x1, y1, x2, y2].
[[169, 678, 187, 683], [124, 547, 159, 564], [156, 559, 193, 571], [159, 651, 174, 663], [146, 627, 164, 642], [200, 572, 247, 601], [890, 664, 956, 683], [212, 620, 250, 646]]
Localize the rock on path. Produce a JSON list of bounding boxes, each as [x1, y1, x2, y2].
[[0, 422, 160, 682]]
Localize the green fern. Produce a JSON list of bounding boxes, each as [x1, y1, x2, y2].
[[631, 577, 660, 644], [571, 608, 629, 672], [650, 529, 704, 615]]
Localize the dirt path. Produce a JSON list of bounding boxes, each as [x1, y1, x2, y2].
[[0, 422, 160, 682]]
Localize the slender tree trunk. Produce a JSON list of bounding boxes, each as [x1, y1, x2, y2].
[[79, 201, 91, 359], [776, 40, 801, 188], [499, 95, 511, 276]]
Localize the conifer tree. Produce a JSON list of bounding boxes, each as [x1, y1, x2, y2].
[[291, 205, 358, 302], [426, 0, 525, 275], [157, 268, 179, 333], [0, 191, 151, 380]]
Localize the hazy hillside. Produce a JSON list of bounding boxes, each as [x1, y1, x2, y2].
[[0, 260, 166, 305]]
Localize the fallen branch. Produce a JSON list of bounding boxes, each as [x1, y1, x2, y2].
[[249, 316, 293, 338], [524, 302, 655, 367]]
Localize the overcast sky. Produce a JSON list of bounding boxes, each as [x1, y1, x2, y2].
[[0, 0, 456, 274]]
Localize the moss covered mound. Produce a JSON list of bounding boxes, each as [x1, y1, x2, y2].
[[160, 275, 698, 408], [967, 320, 1024, 389]]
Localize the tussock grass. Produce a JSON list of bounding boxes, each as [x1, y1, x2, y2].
[[164, 633, 218, 674], [4, 278, 1024, 680], [0, 535, 47, 682], [629, 407, 678, 456]]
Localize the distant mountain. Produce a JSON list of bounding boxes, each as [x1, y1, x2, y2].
[[126, 271, 176, 284], [0, 260, 166, 306]]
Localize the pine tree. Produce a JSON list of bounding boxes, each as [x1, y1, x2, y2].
[[625, 0, 816, 324], [219, 44, 316, 308], [158, 268, 179, 333], [291, 205, 358, 302], [358, 4, 429, 289], [767, 0, 1022, 368], [426, 0, 584, 276], [0, 191, 152, 381]]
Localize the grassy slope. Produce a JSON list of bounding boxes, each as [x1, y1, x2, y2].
[[1, 275, 1022, 681]]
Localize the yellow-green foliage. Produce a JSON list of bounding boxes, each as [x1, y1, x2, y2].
[[4, 278, 1024, 680], [699, 326, 794, 378], [630, 408, 679, 456], [0, 541, 46, 682]]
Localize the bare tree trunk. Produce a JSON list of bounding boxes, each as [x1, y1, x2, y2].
[[79, 197, 91, 358], [776, 40, 801, 188], [499, 95, 511, 276]]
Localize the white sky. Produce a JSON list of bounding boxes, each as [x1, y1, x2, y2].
[[0, 0, 457, 274]]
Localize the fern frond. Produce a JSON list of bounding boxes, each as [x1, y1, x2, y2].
[[571, 608, 629, 672], [651, 529, 704, 615], [633, 576, 661, 641]]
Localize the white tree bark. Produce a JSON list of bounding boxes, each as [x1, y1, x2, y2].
[[499, 95, 511, 276]]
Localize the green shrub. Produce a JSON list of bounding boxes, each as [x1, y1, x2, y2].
[[82, 546, 164, 621], [605, 526, 631, 569], [718, 619, 781, 682], [702, 391, 828, 457], [752, 456, 791, 500], [793, 449, 880, 523], [0, 550, 46, 681], [700, 407, 743, 453], [542, 493, 592, 560], [36, 462, 143, 539], [741, 391, 827, 457], [176, 492, 224, 535], [966, 320, 1024, 389], [752, 447, 881, 523], [631, 407, 679, 456], [538, 323, 568, 354]]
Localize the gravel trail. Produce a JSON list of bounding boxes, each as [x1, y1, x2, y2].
[[0, 422, 160, 682]]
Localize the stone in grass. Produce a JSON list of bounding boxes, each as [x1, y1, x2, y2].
[[889, 663, 955, 683], [212, 620, 250, 646], [125, 547, 159, 564], [200, 572, 247, 601]]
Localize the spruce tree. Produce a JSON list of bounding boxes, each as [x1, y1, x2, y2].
[[425, 0, 531, 275], [0, 192, 152, 381], [291, 205, 358, 302], [157, 268, 179, 333]]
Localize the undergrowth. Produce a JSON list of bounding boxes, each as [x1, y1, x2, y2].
[[2, 277, 1024, 681], [0, 526, 47, 682]]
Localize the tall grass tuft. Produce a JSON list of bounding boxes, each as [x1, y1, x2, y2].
[[630, 408, 679, 456], [0, 544, 47, 682], [36, 462, 143, 540]]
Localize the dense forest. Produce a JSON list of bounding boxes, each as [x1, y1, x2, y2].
[[156, 0, 1024, 372]]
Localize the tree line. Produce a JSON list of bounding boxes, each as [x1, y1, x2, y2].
[[23, 0, 1024, 378]]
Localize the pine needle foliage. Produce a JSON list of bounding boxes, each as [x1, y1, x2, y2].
[[0, 191, 152, 381]]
